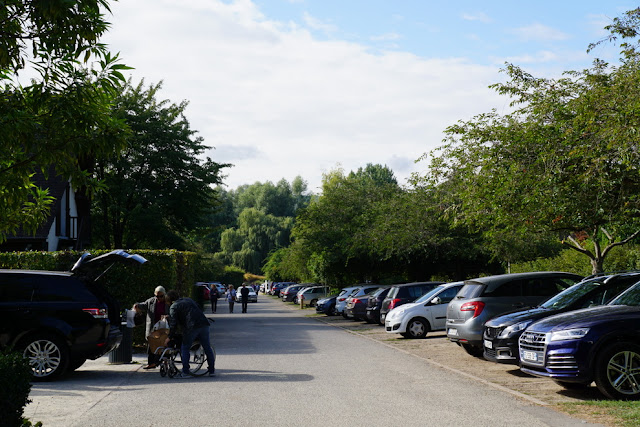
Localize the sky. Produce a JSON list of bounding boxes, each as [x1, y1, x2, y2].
[[101, 0, 635, 193]]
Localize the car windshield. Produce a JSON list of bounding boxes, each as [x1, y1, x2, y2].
[[539, 279, 602, 309], [414, 285, 445, 303], [610, 282, 640, 306]]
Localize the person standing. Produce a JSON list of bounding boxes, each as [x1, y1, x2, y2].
[[164, 290, 216, 378], [134, 286, 169, 369], [240, 283, 250, 313], [227, 285, 237, 313], [209, 284, 220, 313]]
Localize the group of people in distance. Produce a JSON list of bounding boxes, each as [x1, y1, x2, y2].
[[214, 283, 252, 313], [134, 282, 257, 379]]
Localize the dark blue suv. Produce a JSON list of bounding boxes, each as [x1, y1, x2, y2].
[[519, 280, 640, 399]]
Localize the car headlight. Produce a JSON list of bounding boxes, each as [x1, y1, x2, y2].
[[389, 308, 405, 320], [549, 328, 590, 341], [496, 320, 533, 339]]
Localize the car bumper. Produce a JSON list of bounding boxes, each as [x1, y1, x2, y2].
[[482, 336, 519, 364], [519, 338, 594, 382]]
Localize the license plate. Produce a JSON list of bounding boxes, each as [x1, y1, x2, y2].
[[522, 351, 538, 362], [484, 339, 493, 349], [448, 328, 458, 336]]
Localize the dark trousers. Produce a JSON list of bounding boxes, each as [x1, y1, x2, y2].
[[210, 298, 218, 313], [228, 301, 235, 313], [180, 326, 216, 375], [147, 347, 160, 365], [241, 299, 248, 313]]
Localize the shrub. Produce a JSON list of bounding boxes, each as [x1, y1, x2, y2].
[[0, 349, 41, 427]]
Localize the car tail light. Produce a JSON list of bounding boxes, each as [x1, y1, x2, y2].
[[83, 308, 108, 319], [338, 297, 346, 302], [460, 301, 485, 318], [352, 298, 361, 304], [388, 298, 402, 310]]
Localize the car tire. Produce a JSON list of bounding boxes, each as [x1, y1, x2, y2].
[[20, 334, 69, 381], [327, 305, 336, 316], [310, 299, 318, 307], [342, 311, 349, 319], [461, 343, 484, 358], [594, 341, 640, 400], [553, 380, 591, 390], [405, 318, 429, 339]]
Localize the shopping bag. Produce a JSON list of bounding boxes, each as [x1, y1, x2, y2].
[[147, 328, 170, 354]]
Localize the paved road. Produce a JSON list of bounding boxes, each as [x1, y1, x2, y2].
[[25, 296, 599, 427]]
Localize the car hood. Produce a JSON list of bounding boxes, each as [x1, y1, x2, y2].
[[388, 302, 420, 317], [485, 307, 558, 328], [528, 305, 640, 332], [71, 250, 148, 281]]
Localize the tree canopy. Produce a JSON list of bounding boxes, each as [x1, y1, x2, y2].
[[92, 80, 229, 249], [1, 0, 129, 241], [420, 11, 640, 274]]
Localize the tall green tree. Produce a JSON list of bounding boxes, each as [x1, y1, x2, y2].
[[216, 208, 293, 273], [93, 80, 229, 249], [292, 164, 405, 285], [1, 0, 129, 241], [421, 9, 640, 274]]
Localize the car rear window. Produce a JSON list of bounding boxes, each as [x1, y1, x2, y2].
[[455, 282, 485, 299], [34, 276, 98, 302]]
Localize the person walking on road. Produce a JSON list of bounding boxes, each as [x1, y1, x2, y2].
[[240, 283, 250, 313], [164, 290, 216, 378], [209, 284, 220, 313], [227, 285, 237, 313]]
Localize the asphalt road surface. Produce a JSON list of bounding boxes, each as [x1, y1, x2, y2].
[[24, 296, 600, 427]]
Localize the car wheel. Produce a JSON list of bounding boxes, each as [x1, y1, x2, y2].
[[328, 304, 336, 316], [553, 380, 591, 390], [595, 342, 640, 400], [310, 299, 318, 307], [20, 334, 69, 381], [342, 311, 349, 319], [461, 343, 484, 358], [405, 318, 429, 339]]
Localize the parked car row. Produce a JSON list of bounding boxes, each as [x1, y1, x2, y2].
[[297, 271, 640, 400]]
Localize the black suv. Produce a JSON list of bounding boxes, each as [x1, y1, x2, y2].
[[379, 282, 443, 324], [519, 280, 640, 399], [483, 272, 640, 364], [0, 250, 146, 380]]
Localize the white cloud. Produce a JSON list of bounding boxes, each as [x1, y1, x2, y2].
[[509, 23, 570, 42], [104, 0, 505, 190], [302, 11, 338, 33], [462, 12, 492, 23]]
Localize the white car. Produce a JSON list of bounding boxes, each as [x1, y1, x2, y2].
[[385, 282, 463, 339], [235, 287, 258, 302]]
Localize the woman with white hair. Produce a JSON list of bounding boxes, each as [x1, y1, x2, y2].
[[134, 286, 170, 369]]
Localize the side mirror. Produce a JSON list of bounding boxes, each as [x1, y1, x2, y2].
[[429, 297, 442, 305]]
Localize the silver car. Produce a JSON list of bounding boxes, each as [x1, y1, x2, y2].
[[445, 272, 582, 357], [334, 287, 360, 315]]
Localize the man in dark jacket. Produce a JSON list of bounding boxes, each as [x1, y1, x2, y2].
[[240, 283, 250, 313], [165, 290, 216, 378]]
